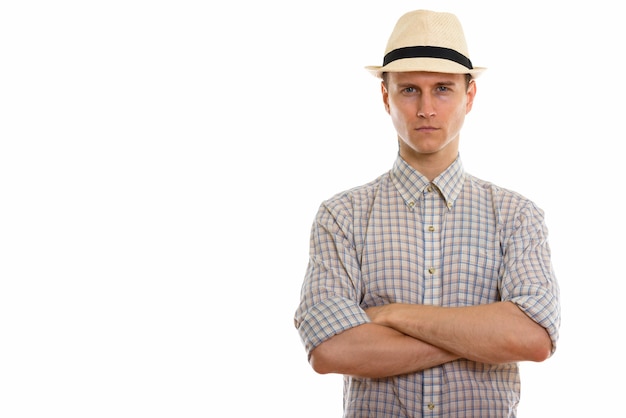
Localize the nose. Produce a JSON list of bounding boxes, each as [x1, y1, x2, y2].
[[417, 96, 436, 118]]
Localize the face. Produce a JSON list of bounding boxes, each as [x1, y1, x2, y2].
[[382, 71, 476, 169]]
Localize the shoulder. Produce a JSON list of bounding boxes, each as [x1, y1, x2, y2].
[[466, 173, 540, 206], [318, 172, 391, 218], [465, 173, 546, 226]]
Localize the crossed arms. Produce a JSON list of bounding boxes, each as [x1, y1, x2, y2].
[[309, 301, 552, 379]]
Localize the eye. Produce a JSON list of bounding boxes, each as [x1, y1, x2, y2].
[[436, 86, 450, 92], [403, 87, 416, 94]]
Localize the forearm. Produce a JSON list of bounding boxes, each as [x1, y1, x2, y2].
[[368, 301, 552, 364], [309, 323, 459, 378]]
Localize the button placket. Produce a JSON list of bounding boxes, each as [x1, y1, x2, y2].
[[422, 183, 443, 306], [420, 183, 445, 416]]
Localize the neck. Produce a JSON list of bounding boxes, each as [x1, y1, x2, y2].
[[397, 135, 460, 181]]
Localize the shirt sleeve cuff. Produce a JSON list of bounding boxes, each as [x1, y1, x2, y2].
[[296, 296, 370, 357]]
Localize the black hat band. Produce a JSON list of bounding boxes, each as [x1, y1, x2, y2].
[[383, 46, 473, 69]]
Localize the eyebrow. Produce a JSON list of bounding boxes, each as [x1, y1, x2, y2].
[[397, 80, 457, 88]]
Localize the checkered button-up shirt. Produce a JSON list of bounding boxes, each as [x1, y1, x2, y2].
[[294, 155, 561, 417]]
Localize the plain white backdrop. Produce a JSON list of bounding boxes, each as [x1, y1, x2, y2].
[[0, 0, 623, 416]]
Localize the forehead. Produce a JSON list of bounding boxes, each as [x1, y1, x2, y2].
[[387, 71, 466, 85]]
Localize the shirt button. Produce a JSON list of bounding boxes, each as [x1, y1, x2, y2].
[[428, 403, 435, 410], [426, 186, 433, 193], [428, 267, 436, 274], [428, 225, 435, 232], [408, 201, 415, 208], [447, 201, 453, 208]]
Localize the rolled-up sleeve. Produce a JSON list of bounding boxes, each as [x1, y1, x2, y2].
[[294, 198, 370, 358], [499, 198, 561, 355]]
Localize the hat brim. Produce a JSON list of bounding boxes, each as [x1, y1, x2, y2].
[[365, 57, 486, 79]]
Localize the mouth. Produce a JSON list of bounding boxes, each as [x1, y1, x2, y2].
[[416, 126, 437, 132]]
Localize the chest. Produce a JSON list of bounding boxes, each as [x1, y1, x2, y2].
[[356, 193, 503, 307]]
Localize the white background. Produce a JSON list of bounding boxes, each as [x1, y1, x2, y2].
[[1, 0, 622, 416]]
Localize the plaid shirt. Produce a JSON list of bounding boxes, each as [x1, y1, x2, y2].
[[294, 155, 561, 417]]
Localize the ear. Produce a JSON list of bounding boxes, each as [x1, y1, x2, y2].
[[381, 81, 390, 114], [465, 79, 477, 114]]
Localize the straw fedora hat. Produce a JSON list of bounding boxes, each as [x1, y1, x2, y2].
[[365, 10, 486, 79]]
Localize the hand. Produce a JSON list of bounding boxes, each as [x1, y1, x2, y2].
[[365, 304, 395, 324]]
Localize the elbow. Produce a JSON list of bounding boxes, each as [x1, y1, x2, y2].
[[524, 328, 553, 362], [501, 323, 552, 363], [309, 345, 334, 375], [528, 343, 551, 363], [309, 356, 328, 375], [509, 303, 554, 362]]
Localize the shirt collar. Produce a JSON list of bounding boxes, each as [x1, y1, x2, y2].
[[391, 154, 466, 210]]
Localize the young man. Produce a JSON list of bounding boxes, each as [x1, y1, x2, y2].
[[294, 9, 560, 417]]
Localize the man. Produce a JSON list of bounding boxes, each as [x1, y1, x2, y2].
[[294, 9, 560, 417]]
